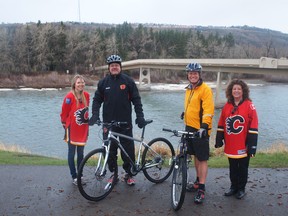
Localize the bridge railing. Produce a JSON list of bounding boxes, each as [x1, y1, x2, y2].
[[94, 57, 288, 107], [94, 57, 288, 76]]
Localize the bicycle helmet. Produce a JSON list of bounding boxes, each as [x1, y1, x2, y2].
[[185, 63, 202, 73], [106, 54, 122, 65]]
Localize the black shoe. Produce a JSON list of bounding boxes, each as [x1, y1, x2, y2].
[[224, 188, 238, 196], [194, 189, 205, 204], [236, 190, 246, 199]]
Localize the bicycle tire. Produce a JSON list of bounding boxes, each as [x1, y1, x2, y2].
[[171, 154, 187, 211], [142, 137, 175, 183], [77, 148, 118, 201]]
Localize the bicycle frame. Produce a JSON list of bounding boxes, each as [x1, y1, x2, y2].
[[101, 121, 162, 175], [163, 128, 197, 210], [77, 120, 175, 202]]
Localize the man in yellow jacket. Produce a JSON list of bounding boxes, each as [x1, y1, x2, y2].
[[182, 62, 214, 204]]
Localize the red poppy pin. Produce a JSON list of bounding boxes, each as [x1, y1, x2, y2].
[[120, 84, 126, 90]]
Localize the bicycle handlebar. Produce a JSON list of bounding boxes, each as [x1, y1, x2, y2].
[[163, 128, 198, 137], [96, 120, 129, 129], [97, 119, 153, 129]]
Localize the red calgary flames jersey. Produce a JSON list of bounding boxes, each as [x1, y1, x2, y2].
[[60, 91, 90, 146], [216, 100, 258, 158]]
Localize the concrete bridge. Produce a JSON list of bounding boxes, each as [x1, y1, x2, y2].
[[94, 57, 288, 107]]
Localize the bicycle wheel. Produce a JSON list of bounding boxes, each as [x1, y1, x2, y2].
[[77, 148, 118, 201], [171, 155, 187, 211], [142, 137, 175, 183]]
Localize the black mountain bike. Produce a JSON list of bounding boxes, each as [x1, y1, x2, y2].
[[77, 120, 175, 202], [163, 128, 197, 211]]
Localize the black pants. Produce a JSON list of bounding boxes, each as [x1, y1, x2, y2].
[[105, 126, 135, 176], [228, 156, 250, 191]]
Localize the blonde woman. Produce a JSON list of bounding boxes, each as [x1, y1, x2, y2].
[[60, 75, 90, 185]]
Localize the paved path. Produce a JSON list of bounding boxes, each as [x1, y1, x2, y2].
[[0, 165, 287, 216]]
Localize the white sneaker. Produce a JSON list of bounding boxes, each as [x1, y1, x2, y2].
[[72, 178, 77, 186]]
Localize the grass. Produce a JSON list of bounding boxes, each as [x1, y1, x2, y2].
[[0, 143, 66, 165], [0, 151, 67, 165], [0, 143, 287, 168], [209, 143, 288, 168]]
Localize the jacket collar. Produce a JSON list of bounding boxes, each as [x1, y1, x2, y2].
[[185, 79, 203, 90]]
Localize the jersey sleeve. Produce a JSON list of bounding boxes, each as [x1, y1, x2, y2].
[[60, 94, 73, 126], [215, 105, 226, 147], [246, 102, 259, 155]]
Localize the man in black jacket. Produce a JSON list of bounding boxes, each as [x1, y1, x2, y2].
[[89, 54, 145, 185]]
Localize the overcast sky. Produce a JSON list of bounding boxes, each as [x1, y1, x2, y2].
[[1, 0, 287, 34]]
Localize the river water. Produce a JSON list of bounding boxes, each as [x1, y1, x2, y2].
[[0, 81, 287, 159]]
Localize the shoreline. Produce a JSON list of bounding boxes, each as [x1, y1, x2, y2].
[[0, 79, 272, 92]]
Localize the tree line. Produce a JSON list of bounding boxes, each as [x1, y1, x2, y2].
[[0, 21, 287, 75]]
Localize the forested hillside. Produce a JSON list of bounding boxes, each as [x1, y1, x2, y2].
[[0, 21, 287, 76]]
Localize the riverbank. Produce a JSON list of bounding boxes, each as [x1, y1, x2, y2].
[[1, 142, 288, 168], [0, 72, 287, 89], [0, 72, 99, 89]]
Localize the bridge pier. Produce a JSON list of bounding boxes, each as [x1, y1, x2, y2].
[[138, 67, 151, 90], [214, 71, 232, 108]]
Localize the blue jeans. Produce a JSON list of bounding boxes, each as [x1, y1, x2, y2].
[[68, 142, 84, 179]]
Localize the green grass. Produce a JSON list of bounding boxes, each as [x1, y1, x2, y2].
[[0, 151, 66, 165], [0, 149, 287, 168], [1, 142, 288, 168], [208, 152, 288, 168]]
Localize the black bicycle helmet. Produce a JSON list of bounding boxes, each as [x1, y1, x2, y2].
[[106, 54, 122, 65], [186, 63, 202, 73]]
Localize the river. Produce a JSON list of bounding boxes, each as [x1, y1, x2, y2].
[[0, 81, 287, 159]]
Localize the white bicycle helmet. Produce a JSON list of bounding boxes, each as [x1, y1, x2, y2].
[[106, 54, 122, 65]]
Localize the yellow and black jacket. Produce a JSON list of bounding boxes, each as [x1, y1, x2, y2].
[[184, 80, 214, 136]]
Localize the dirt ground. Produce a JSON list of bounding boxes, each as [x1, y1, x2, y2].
[[0, 165, 287, 216]]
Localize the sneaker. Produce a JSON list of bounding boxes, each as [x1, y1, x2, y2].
[[72, 178, 77, 186], [124, 174, 135, 186], [186, 181, 199, 192], [194, 189, 205, 204]]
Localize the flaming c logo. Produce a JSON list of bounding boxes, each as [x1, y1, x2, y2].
[[120, 84, 126, 90], [74, 107, 89, 125], [226, 115, 245, 135]]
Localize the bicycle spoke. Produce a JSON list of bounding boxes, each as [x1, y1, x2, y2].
[[77, 149, 117, 201], [142, 137, 175, 183]]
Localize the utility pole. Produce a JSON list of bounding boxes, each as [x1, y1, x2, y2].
[[78, 0, 81, 22]]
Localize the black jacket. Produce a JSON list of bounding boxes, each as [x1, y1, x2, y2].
[[91, 73, 144, 124]]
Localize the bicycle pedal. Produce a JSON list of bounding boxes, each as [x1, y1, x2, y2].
[[104, 182, 112, 190]]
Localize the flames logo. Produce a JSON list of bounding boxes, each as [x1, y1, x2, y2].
[[74, 107, 89, 125], [226, 115, 245, 135]]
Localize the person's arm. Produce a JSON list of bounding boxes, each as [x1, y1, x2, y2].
[[199, 86, 214, 137], [130, 80, 145, 128], [246, 103, 259, 156], [215, 109, 225, 148], [60, 94, 72, 128], [89, 82, 103, 125]]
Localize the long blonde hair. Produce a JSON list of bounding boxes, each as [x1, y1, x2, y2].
[[71, 74, 87, 107]]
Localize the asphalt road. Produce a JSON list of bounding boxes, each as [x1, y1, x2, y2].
[[0, 165, 287, 216]]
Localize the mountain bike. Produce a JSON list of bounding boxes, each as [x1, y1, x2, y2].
[[163, 128, 197, 211], [77, 120, 175, 202]]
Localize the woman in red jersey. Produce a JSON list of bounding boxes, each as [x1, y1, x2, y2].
[[60, 75, 90, 185], [215, 79, 258, 199]]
